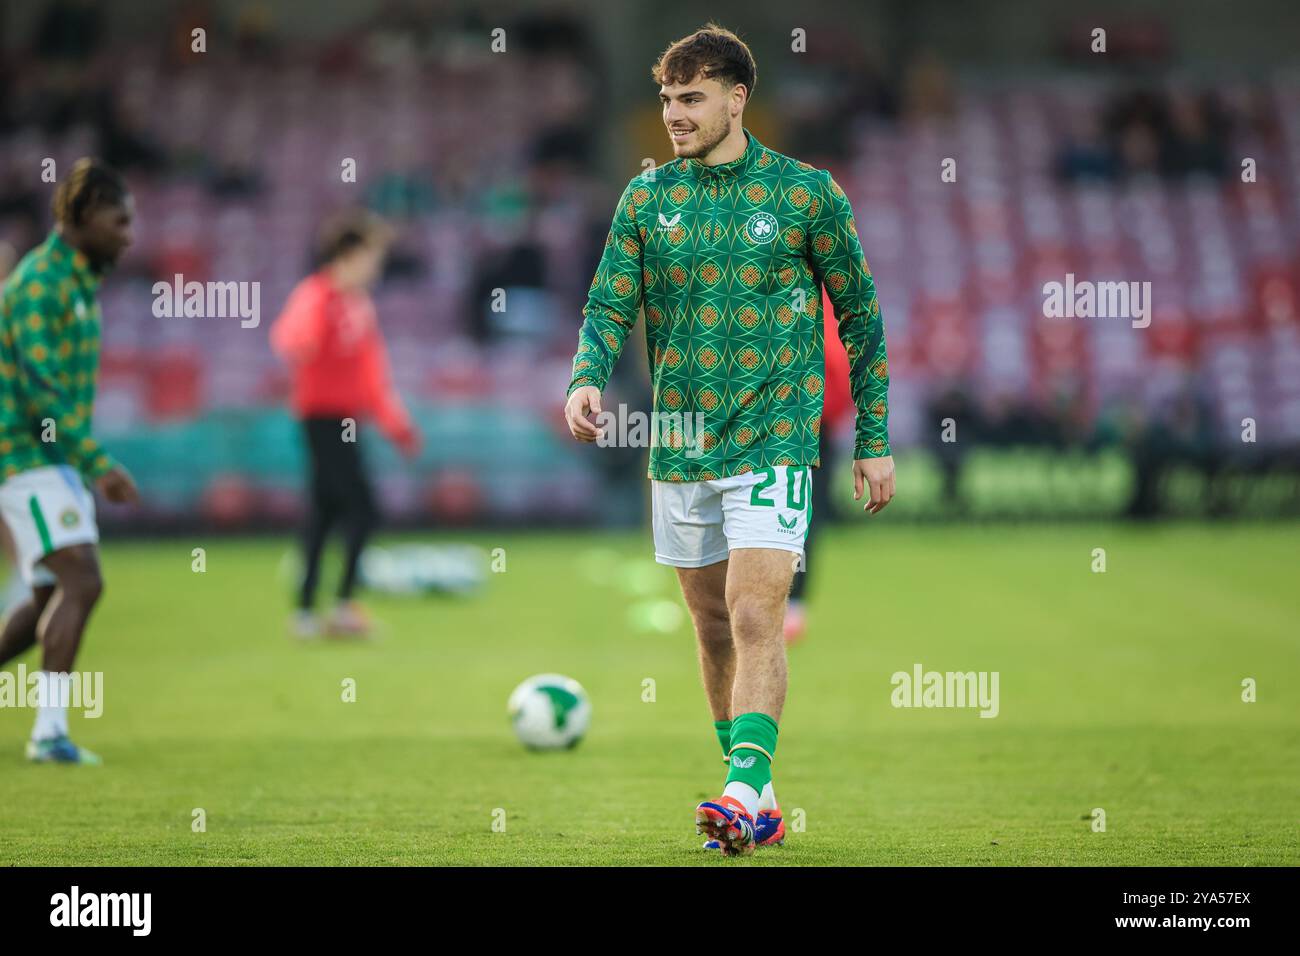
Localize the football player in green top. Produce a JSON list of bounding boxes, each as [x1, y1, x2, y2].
[[0, 158, 139, 764], [564, 24, 895, 855]]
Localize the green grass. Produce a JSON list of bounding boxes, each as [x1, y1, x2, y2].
[[1, 523, 1297, 865]]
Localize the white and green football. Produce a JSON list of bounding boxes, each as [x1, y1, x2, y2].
[[507, 674, 591, 750]]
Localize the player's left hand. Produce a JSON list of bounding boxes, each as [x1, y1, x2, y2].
[[853, 455, 895, 515], [97, 465, 140, 505]]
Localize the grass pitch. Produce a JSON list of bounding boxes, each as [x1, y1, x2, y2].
[[1, 522, 1297, 865]]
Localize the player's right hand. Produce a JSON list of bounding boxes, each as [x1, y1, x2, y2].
[[97, 465, 140, 504], [394, 426, 422, 460], [853, 455, 895, 515], [564, 386, 604, 443]]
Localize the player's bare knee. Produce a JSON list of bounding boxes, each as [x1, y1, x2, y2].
[[59, 563, 103, 607], [84, 569, 104, 606], [726, 595, 781, 645], [691, 608, 732, 648]]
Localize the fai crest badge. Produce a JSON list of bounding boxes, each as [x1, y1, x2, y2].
[[744, 211, 777, 243]]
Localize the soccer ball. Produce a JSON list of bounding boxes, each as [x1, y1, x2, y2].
[[507, 674, 591, 750]]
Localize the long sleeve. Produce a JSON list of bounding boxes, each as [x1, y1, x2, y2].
[[567, 178, 645, 396], [270, 278, 328, 365], [806, 171, 891, 458], [10, 286, 114, 480], [359, 331, 413, 445]]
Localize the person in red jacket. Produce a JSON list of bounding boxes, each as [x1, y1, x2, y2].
[[784, 288, 856, 644], [270, 211, 420, 638]]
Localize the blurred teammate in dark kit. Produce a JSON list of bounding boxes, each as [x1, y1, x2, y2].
[[271, 211, 420, 639]]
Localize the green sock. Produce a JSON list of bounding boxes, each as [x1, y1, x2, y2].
[[726, 712, 778, 793], [713, 718, 732, 761]]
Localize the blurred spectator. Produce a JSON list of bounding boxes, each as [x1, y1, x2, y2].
[[1124, 379, 1218, 518], [101, 94, 171, 174], [1095, 86, 1234, 181], [166, 0, 217, 65], [234, 2, 280, 61], [205, 133, 265, 199], [1057, 112, 1119, 182], [780, 39, 899, 159], [361, 0, 434, 67], [981, 390, 1054, 446], [1164, 90, 1229, 178], [901, 50, 955, 122], [366, 138, 437, 220], [0, 153, 43, 236], [468, 220, 549, 344], [926, 385, 980, 511], [34, 0, 106, 63]]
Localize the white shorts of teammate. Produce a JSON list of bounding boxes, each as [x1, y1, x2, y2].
[[652, 464, 811, 568], [0, 465, 99, 587]]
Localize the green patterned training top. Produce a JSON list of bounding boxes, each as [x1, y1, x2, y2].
[[0, 231, 115, 483], [567, 128, 890, 481]]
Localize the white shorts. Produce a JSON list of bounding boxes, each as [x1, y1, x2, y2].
[[0, 465, 99, 586], [652, 465, 812, 568]]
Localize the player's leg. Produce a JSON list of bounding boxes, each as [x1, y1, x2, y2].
[[35, 544, 103, 672], [650, 479, 756, 850], [0, 518, 32, 613], [298, 501, 333, 618], [330, 431, 377, 636], [654, 477, 729, 721], [726, 548, 793, 721], [0, 585, 54, 666], [696, 466, 807, 853], [0, 481, 51, 664], [337, 487, 376, 601], [683, 544, 790, 851], [695, 548, 794, 853], [723, 547, 792, 786], [655, 477, 794, 853], [0, 465, 104, 763], [677, 557, 794, 852], [27, 543, 104, 764], [295, 418, 339, 637], [676, 559, 733, 725]]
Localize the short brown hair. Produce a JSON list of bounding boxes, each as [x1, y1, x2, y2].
[[314, 209, 391, 266], [651, 23, 757, 100]]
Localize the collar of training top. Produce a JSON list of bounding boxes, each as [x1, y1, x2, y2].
[[678, 128, 764, 180], [47, 230, 102, 289]]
